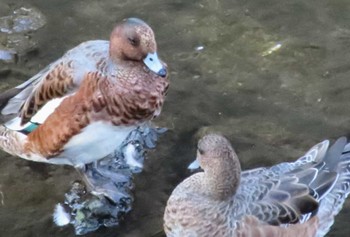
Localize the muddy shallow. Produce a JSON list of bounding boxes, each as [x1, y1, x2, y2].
[[0, 0, 350, 236]]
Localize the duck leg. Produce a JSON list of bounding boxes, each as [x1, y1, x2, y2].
[[75, 124, 167, 203]]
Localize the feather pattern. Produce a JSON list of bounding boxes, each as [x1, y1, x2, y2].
[[0, 18, 169, 167], [164, 134, 350, 237]]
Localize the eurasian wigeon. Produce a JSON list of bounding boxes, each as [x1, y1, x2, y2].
[[0, 18, 169, 186], [164, 134, 350, 237]]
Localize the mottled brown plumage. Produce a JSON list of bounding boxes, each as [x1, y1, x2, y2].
[[164, 134, 350, 237], [24, 72, 97, 157], [20, 63, 75, 125], [23, 66, 168, 158]]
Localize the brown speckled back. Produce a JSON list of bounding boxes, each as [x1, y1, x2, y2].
[[164, 135, 350, 237]]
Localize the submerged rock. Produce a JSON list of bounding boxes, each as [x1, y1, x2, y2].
[[57, 181, 132, 235], [5, 33, 38, 57], [0, 6, 46, 63], [53, 124, 167, 235], [0, 47, 16, 63], [0, 7, 46, 34]]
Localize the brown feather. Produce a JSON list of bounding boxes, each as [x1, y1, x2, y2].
[[23, 61, 169, 157], [23, 72, 99, 157], [20, 62, 75, 125]]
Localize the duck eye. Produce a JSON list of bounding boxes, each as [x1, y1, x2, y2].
[[198, 148, 204, 155], [128, 37, 138, 46]]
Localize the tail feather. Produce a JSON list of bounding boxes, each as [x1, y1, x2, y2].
[[1, 64, 48, 116], [0, 125, 26, 157], [313, 138, 350, 237], [1, 86, 35, 116], [0, 125, 49, 163], [323, 137, 347, 171], [310, 170, 338, 200]]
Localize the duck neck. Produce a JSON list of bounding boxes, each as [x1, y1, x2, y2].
[[109, 54, 133, 67], [107, 56, 138, 78], [203, 158, 241, 201]]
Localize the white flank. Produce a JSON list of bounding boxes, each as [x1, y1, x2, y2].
[[53, 203, 71, 226], [59, 122, 135, 166]]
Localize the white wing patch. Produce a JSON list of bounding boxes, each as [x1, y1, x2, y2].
[[4, 95, 72, 131], [31, 96, 68, 124]]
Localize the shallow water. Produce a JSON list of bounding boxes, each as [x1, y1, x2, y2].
[[0, 0, 350, 236]]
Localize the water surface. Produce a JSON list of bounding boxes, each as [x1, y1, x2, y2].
[[0, 0, 350, 236]]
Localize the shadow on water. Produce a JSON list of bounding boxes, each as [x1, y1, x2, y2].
[[1, 0, 350, 236]]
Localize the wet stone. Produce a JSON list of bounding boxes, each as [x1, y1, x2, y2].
[[6, 34, 38, 55], [0, 6, 45, 63], [61, 173, 133, 235], [55, 125, 167, 235], [0, 7, 46, 34], [0, 47, 16, 63]]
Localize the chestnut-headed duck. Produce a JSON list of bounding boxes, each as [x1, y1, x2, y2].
[[0, 18, 169, 168], [164, 134, 350, 237]]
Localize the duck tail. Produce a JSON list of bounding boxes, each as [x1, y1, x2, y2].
[[1, 67, 44, 116], [0, 124, 27, 158], [313, 137, 350, 237]]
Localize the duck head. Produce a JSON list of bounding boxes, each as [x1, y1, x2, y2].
[[191, 134, 242, 199], [109, 18, 167, 78]]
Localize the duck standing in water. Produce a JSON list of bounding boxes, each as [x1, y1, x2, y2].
[[0, 18, 169, 196], [164, 134, 350, 237]]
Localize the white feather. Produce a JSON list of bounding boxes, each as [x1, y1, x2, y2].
[[124, 143, 143, 168], [53, 203, 71, 226]]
